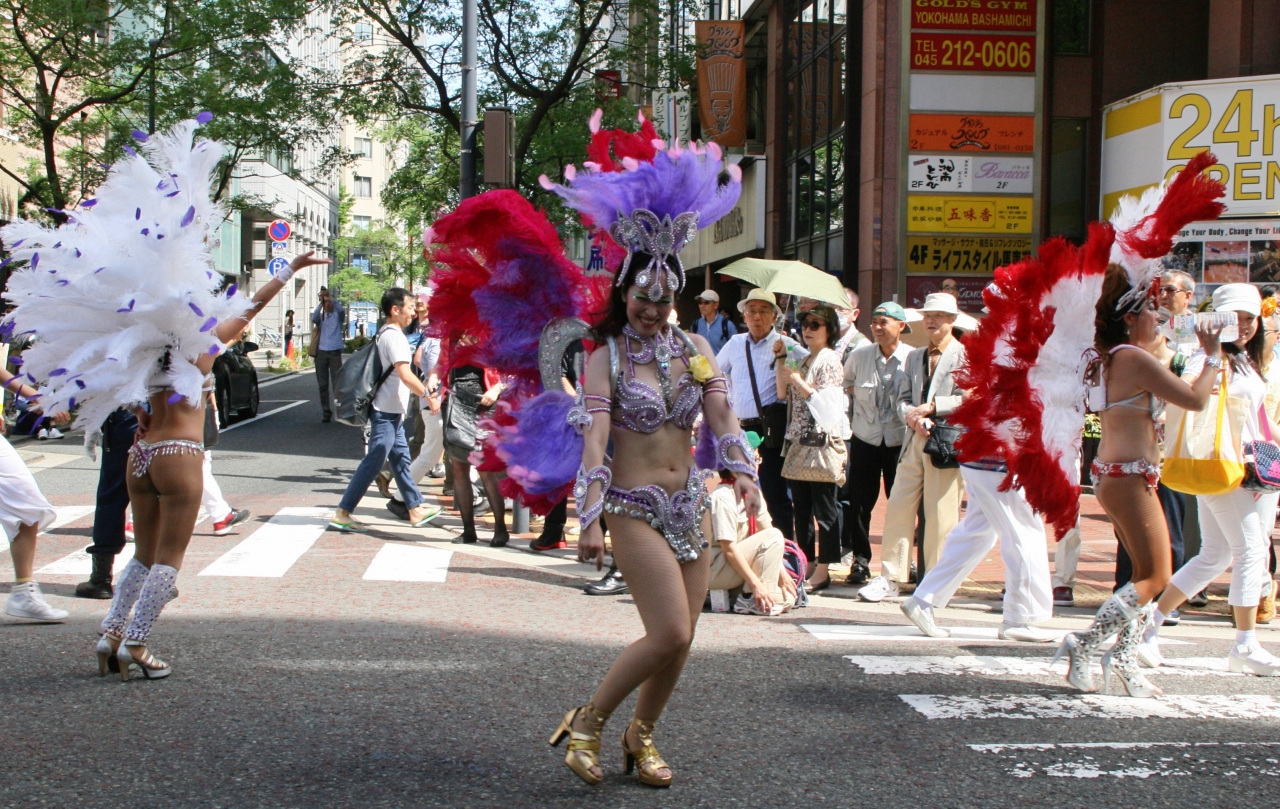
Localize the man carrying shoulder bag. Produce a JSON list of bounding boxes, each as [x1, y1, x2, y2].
[[716, 289, 808, 540]]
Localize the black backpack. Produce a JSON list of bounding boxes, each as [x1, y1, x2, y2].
[[334, 331, 395, 427]]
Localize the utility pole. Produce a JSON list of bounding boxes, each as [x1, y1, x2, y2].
[[459, 0, 478, 200]]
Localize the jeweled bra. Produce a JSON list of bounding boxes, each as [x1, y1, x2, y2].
[[605, 325, 703, 433]]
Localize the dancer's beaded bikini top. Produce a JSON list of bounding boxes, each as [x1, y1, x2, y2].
[[589, 324, 703, 434]]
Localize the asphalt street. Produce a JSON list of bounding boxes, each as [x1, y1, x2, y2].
[[3, 369, 1279, 807]]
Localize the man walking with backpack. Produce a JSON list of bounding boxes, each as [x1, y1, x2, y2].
[[329, 287, 442, 533], [690, 289, 737, 355]]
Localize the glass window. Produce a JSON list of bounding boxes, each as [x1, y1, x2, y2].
[[1048, 118, 1088, 241], [354, 137, 372, 159], [353, 176, 372, 198], [353, 215, 372, 230], [353, 254, 371, 273], [354, 22, 373, 42], [1053, 0, 1090, 55]]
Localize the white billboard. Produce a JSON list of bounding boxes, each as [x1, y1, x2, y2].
[[908, 155, 1033, 194]]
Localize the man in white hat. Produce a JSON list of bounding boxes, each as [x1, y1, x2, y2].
[[859, 292, 967, 602], [716, 288, 808, 539], [690, 288, 738, 355]]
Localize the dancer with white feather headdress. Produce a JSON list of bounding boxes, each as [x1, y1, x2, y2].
[[1, 116, 329, 680]]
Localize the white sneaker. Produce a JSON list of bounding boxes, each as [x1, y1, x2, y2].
[[36, 428, 48, 440], [733, 594, 756, 615], [901, 596, 950, 637], [998, 623, 1059, 643], [5, 582, 69, 621], [1229, 644, 1280, 676], [1136, 639, 1165, 668], [857, 576, 899, 603], [47, 427, 63, 440]]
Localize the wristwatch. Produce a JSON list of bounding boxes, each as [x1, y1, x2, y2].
[[1205, 354, 1225, 370]]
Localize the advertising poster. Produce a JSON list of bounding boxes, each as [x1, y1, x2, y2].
[[908, 114, 1035, 153], [905, 235, 1032, 274], [907, 155, 1034, 194], [905, 275, 989, 313]]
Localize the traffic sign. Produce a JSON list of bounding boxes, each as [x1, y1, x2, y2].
[[272, 241, 289, 252], [268, 256, 291, 278], [268, 219, 292, 242]]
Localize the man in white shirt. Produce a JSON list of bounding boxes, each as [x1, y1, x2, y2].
[[841, 302, 913, 585], [331, 287, 442, 532], [717, 289, 808, 539]]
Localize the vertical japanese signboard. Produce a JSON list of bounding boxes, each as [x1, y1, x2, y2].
[[899, 0, 1045, 312], [696, 21, 747, 148]]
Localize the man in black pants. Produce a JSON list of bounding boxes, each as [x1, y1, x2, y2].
[[840, 302, 913, 585], [715, 289, 806, 540], [76, 409, 138, 598]]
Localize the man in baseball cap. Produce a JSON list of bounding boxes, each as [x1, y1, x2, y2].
[[691, 288, 737, 355]]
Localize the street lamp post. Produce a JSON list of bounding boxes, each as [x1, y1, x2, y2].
[[460, 0, 478, 200]]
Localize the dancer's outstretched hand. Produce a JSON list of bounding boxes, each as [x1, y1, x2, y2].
[[734, 474, 764, 516], [289, 251, 333, 273], [578, 522, 606, 570]]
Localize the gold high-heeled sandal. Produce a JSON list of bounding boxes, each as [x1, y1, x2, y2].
[[549, 704, 611, 785], [622, 719, 673, 788], [95, 632, 122, 676]]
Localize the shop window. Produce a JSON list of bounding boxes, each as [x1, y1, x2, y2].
[[1053, 0, 1090, 55], [1048, 118, 1088, 241]]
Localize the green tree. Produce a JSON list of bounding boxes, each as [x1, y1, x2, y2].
[[329, 188, 415, 304], [0, 0, 333, 224]]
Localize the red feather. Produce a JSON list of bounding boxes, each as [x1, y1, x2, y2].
[[1120, 150, 1225, 260]]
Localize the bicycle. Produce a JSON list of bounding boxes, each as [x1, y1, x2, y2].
[[258, 326, 282, 347]]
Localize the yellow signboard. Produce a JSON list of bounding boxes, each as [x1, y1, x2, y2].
[[906, 195, 1034, 233], [906, 236, 1033, 274]]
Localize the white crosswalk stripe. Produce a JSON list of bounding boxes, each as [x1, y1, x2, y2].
[[198, 506, 329, 578], [971, 742, 1280, 779], [902, 693, 1280, 720], [362, 543, 452, 582], [847, 654, 1223, 678], [38, 543, 136, 575]]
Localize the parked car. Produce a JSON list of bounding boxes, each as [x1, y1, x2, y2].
[[213, 340, 260, 427]]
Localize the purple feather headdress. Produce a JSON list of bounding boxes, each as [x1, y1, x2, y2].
[[539, 123, 743, 298]]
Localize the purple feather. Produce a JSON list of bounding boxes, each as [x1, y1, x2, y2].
[[226, 283, 237, 297], [52, 242, 61, 248], [132, 129, 148, 141], [68, 397, 76, 410], [82, 199, 97, 207], [135, 208, 141, 220], [9, 356, 22, 366], [544, 147, 741, 234], [49, 368, 66, 377], [181, 206, 195, 227], [196, 111, 214, 124], [141, 228, 149, 236], [30, 253, 38, 269], [189, 302, 204, 317], [165, 190, 180, 197], [94, 267, 105, 274], [694, 418, 717, 471], [208, 344, 221, 355], [55, 279, 68, 286], [200, 317, 217, 332], [73, 248, 81, 258], [156, 234, 164, 240], [10, 239, 23, 248], [0, 258, 9, 268], [0, 321, 13, 339], [496, 392, 583, 495], [117, 299, 135, 313], [124, 145, 136, 158], [75, 380, 86, 389], [168, 393, 183, 404]]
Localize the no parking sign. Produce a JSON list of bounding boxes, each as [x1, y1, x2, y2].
[[268, 219, 291, 242]]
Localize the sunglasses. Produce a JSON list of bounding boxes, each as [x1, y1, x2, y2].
[[1160, 285, 1190, 295], [801, 320, 826, 331]]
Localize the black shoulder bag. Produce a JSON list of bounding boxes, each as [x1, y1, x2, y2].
[[744, 341, 789, 449], [918, 350, 960, 468]]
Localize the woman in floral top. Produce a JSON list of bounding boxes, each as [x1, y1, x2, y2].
[[775, 304, 848, 590]]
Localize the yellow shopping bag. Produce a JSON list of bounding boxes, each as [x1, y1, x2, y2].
[[1162, 368, 1247, 495]]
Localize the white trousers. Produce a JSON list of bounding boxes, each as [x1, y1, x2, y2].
[[1051, 526, 1081, 589], [912, 467, 1054, 626], [1171, 488, 1279, 608], [201, 450, 231, 523], [393, 407, 448, 503], [0, 433, 55, 542]]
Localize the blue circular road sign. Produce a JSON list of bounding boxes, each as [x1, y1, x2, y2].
[[268, 256, 291, 278]]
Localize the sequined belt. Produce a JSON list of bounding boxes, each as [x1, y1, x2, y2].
[[128, 438, 205, 477], [1090, 458, 1160, 490], [603, 467, 709, 563]]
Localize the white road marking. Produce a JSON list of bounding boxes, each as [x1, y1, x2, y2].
[[362, 543, 453, 582], [971, 742, 1280, 779], [847, 654, 1220, 678], [38, 543, 136, 575], [901, 693, 1280, 720], [21, 451, 80, 472], [258, 370, 312, 388], [0, 505, 96, 553], [197, 507, 329, 577], [802, 624, 1064, 643], [220, 400, 307, 432]]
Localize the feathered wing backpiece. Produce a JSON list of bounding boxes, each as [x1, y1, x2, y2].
[[952, 230, 1110, 538], [0, 116, 249, 445], [1111, 150, 1226, 310], [952, 150, 1227, 537]]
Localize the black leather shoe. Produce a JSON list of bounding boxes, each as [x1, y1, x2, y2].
[[322, 413, 332, 423], [584, 566, 627, 596], [844, 561, 870, 586], [489, 532, 509, 548], [452, 533, 478, 544], [386, 498, 409, 521]]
